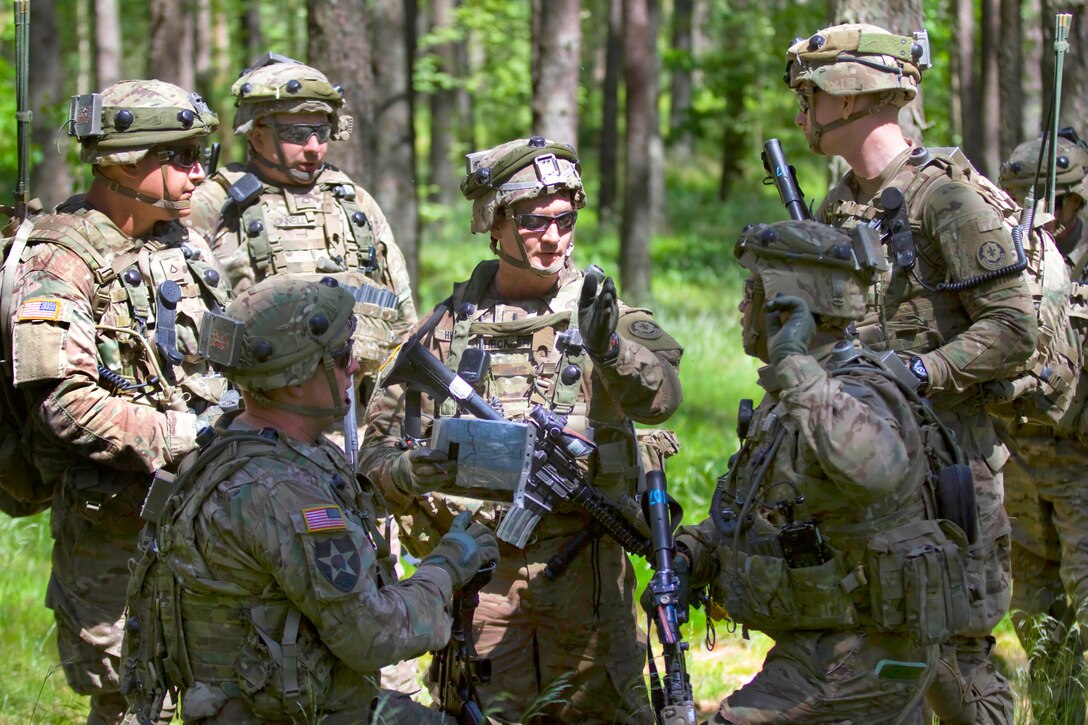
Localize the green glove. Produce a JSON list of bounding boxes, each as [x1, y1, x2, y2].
[[766, 294, 817, 365], [390, 446, 457, 495], [578, 266, 620, 360], [420, 511, 500, 589]]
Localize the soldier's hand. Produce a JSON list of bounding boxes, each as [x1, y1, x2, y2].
[[639, 552, 691, 624], [391, 447, 457, 495], [766, 294, 817, 365], [420, 511, 500, 589], [578, 266, 620, 360]]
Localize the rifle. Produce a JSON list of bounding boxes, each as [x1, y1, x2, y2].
[[644, 470, 697, 725], [382, 336, 651, 558], [432, 562, 495, 724], [761, 138, 811, 221]]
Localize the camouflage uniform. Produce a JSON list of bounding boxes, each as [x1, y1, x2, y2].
[[678, 221, 971, 725], [7, 81, 228, 724], [184, 57, 417, 384], [121, 276, 467, 724], [360, 138, 683, 724], [787, 25, 1038, 724], [998, 134, 1088, 720]]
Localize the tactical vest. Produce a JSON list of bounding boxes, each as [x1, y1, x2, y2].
[[1, 204, 233, 513], [824, 147, 1082, 425], [123, 427, 393, 723], [711, 351, 971, 645], [212, 165, 399, 368]]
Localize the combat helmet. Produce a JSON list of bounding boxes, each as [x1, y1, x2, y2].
[[735, 220, 886, 326], [68, 80, 218, 213], [999, 132, 1088, 207], [232, 53, 352, 139], [460, 135, 587, 276], [199, 275, 356, 416]]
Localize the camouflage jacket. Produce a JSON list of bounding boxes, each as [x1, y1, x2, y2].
[[157, 418, 453, 720], [359, 260, 683, 555], [9, 197, 232, 497], [677, 340, 956, 636], [186, 163, 417, 374]]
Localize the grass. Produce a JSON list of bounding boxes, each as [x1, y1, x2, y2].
[[0, 183, 1045, 722]]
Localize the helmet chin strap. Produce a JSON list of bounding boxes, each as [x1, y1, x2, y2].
[[92, 165, 190, 216], [250, 123, 324, 185], [490, 226, 572, 278], [247, 355, 350, 418], [806, 92, 893, 155]]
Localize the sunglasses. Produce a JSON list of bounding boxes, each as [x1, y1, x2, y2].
[[156, 146, 203, 169], [330, 339, 354, 369], [796, 87, 814, 114], [512, 210, 578, 233], [271, 122, 333, 144]]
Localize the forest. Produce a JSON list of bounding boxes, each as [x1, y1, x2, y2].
[[0, 0, 1086, 722]]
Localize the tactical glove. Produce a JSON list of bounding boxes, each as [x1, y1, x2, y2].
[[420, 511, 500, 589], [766, 294, 817, 365], [390, 446, 457, 495], [639, 552, 691, 624], [578, 266, 620, 360]]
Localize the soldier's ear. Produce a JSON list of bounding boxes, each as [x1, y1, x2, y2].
[[839, 95, 856, 120]]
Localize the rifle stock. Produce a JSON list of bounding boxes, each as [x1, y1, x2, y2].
[[382, 337, 651, 557], [761, 138, 811, 221]]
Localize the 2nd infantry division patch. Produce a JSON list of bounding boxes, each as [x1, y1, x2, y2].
[[17, 298, 66, 322], [314, 535, 362, 592]]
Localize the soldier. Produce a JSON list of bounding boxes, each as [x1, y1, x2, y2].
[[185, 52, 416, 397], [997, 132, 1088, 721], [786, 23, 1039, 724], [674, 219, 972, 724], [123, 275, 498, 724], [359, 136, 683, 723], [6, 81, 232, 724], [1000, 130, 1088, 278]]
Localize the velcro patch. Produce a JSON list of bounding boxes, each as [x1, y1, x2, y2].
[[302, 505, 348, 533], [17, 298, 65, 322]]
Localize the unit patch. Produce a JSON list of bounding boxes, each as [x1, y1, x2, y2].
[[313, 535, 361, 592], [628, 320, 663, 340], [976, 240, 1008, 271]]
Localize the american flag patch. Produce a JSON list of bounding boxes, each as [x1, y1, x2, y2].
[[17, 298, 64, 321], [302, 506, 347, 533]]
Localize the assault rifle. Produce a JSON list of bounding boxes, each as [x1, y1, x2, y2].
[[432, 562, 495, 724], [382, 336, 651, 557], [644, 470, 697, 725], [761, 138, 811, 221]]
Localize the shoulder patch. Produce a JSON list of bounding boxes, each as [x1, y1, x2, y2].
[[976, 240, 1008, 270], [302, 505, 348, 533], [629, 319, 663, 340], [17, 298, 66, 322], [313, 535, 361, 592]]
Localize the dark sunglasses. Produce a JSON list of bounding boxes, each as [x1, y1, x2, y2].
[[330, 339, 354, 369], [796, 86, 815, 114], [272, 122, 333, 144], [156, 146, 203, 169], [513, 210, 578, 233]]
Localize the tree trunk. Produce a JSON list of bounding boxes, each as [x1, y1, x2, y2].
[[76, 0, 91, 92], [30, 0, 72, 207], [598, 0, 622, 221], [957, 0, 981, 162], [210, 0, 235, 166], [370, 0, 420, 286], [668, 0, 694, 157], [531, 0, 581, 144], [428, 0, 459, 207], [977, 0, 1000, 179], [454, 3, 475, 153], [829, 0, 926, 144], [620, 0, 657, 303], [1022, 0, 1043, 137], [94, 0, 122, 87], [997, 0, 1023, 160], [242, 2, 263, 63], [148, 0, 195, 90], [307, 0, 374, 186]]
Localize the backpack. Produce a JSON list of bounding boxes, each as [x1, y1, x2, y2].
[[0, 215, 118, 517]]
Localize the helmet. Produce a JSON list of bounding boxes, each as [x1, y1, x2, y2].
[[71, 80, 218, 166], [200, 276, 355, 416], [232, 54, 352, 140], [1000, 134, 1088, 206], [734, 220, 885, 324], [461, 136, 586, 234], [785, 23, 923, 106]]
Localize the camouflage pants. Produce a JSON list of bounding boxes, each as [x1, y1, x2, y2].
[[709, 630, 936, 724], [434, 534, 653, 724], [1003, 431, 1088, 723], [46, 475, 146, 725], [185, 689, 450, 724]]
